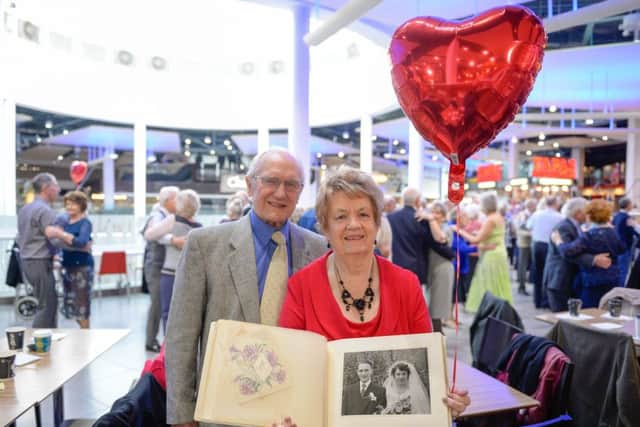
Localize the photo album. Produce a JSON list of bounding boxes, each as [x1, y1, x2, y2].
[[194, 320, 451, 427]]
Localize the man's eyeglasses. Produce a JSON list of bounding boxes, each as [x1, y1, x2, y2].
[[253, 176, 303, 193]]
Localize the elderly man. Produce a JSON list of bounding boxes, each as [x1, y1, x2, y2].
[[142, 186, 179, 352], [165, 148, 326, 426], [17, 173, 61, 328], [544, 198, 612, 312]]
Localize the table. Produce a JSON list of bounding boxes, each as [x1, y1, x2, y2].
[[0, 328, 130, 427], [449, 358, 539, 417], [536, 307, 640, 348]]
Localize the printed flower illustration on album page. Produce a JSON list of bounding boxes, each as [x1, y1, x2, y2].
[[229, 342, 289, 403]]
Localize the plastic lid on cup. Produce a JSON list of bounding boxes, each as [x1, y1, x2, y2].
[[5, 326, 26, 332], [33, 329, 53, 337]]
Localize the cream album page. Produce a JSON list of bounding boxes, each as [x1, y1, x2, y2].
[[326, 333, 450, 427], [195, 320, 327, 427]]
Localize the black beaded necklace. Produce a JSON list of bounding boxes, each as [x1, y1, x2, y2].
[[334, 257, 375, 322]]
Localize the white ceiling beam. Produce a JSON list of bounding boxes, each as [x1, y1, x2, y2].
[[515, 111, 640, 121], [543, 0, 639, 33], [303, 0, 383, 46]]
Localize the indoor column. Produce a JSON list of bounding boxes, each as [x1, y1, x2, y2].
[[508, 141, 519, 179], [103, 148, 115, 211], [408, 123, 424, 192], [288, 4, 313, 207], [257, 126, 270, 155], [133, 122, 147, 222], [625, 117, 640, 201], [571, 147, 585, 188], [0, 97, 16, 216]]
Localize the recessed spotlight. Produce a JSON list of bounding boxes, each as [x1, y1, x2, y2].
[[549, 105, 557, 113], [224, 139, 231, 146], [602, 135, 609, 141], [57, 155, 64, 161], [553, 142, 560, 148], [45, 120, 53, 129], [585, 118, 594, 125], [184, 150, 191, 157], [320, 164, 327, 170], [431, 155, 438, 161], [316, 152, 322, 158], [526, 150, 532, 156], [342, 131, 350, 139], [538, 140, 545, 146], [538, 133, 546, 140], [399, 148, 406, 155], [209, 150, 216, 155], [109, 153, 119, 160], [62, 129, 69, 135], [392, 139, 399, 146], [371, 135, 377, 141], [185, 138, 191, 145], [338, 151, 345, 158], [511, 136, 518, 144], [204, 136, 212, 144], [555, 153, 561, 158]]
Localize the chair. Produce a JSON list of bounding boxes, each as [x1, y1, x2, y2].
[[476, 316, 523, 376], [97, 251, 130, 298]]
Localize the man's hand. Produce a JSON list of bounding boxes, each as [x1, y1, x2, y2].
[[171, 236, 187, 249], [415, 211, 434, 222], [593, 253, 612, 269], [272, 416, 297, 427], [550, 230, 563, 245]]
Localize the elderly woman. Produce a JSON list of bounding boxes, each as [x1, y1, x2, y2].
[[455, 193, 513, 313], [45, 191, 94, 329], [277, 166, 470, 422], [145, 189, 202, 331], [552, 199, 626, 308]]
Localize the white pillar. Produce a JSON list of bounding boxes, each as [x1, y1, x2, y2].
[[408, 123, 424, 192], [103, 148, 115, 211], [0, 97, 16, 216], [626, 117, 640, 201], [289, 5, 313, 208], [508, 142, 519, 179], [133, 122, 147, 220], [257, 127, 270, 155], [359, 114, 373, 173], [571, 147, 585, 188]]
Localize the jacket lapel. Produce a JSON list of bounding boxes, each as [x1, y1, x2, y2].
[[290, 224, 315, 273], [228, 216, 260, 323]]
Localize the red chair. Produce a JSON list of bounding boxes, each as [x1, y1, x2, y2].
[[97, 251, 130, 297]]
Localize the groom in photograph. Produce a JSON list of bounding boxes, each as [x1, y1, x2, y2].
[[342, 360, 387, 415]]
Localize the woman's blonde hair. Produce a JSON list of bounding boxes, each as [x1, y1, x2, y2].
[[586, 199, 612, 224], [315, 166, 383, 234]]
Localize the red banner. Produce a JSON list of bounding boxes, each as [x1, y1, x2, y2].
[[531, 157, 576, 179], [476, 164, 503, 182]]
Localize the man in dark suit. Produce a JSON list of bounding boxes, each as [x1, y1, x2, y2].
[[387, 188, 454, 330], [342, 360, 387, 415], [544, 198, 611, 312]]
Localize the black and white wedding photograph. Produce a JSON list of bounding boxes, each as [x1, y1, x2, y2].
[[340, 348, 431, 416]]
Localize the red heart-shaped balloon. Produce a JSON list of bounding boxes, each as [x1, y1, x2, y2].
[[390, 6, 545, 203], [70, 160, 88, 185]]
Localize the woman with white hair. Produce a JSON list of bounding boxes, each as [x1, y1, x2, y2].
[[455, 192, 513, 312]]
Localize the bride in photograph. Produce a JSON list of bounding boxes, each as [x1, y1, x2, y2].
[[382, 361, 431, 415]]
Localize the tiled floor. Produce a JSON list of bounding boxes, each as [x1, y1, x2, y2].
[[1, 267, 555, 426]]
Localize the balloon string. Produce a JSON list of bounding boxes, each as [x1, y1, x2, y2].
[[450, 203, 461, 393]]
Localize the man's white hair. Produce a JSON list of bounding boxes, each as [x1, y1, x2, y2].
[[402, 188, 421, 207], [562, 197, 587, 218], [158, 186, 179, 207], [246, 147, 304, 181]]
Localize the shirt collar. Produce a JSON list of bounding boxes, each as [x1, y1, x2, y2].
[[360, 380, 371, 388], [250, 210, 290, 245]]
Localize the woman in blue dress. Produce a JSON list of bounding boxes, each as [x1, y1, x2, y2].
[[46, 191, 94, 328]]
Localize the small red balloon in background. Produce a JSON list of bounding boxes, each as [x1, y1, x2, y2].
[[389, 5, 546, 203], [70, 160, 88, 185]]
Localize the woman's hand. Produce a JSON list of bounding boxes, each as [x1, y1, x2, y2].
[[272, 416, 297, 427], [442, 389, 471, 418], [415, 211, 434, 222], [45, 225, 64, 239], [478, 242, 497, 251]]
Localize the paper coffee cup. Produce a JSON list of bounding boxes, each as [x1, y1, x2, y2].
[[0, 350, 16, 380], [33, 329, 53, 353], [5, 326, 26, 351]]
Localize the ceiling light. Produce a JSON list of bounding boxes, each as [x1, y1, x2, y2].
[[109, 153, 119, 160], [371, 135, 377, 141], [549, 105, 557, 113], [224, 139, 231, 146], [526, 150, 532, 156], [320, 164, 327, 170], [505, 185, 513, 192], [62, 129, 69, 135], [432, 155, 438, 161], [185, 138, 191, 145], [553, 142, 560, 148], [602, 135, 609, 141], [204, 136, 212, 144], [147, 155, 156, 162], [184, 150, 191, 157], [538, 133, 546, 140], [555, 153, 561, 158], [511, 136, 518, 144], [392, 139, 399, 146], [239, 164, 245, 170], [209, 150, 216, 155], [316, 152, 322, 158], [399, 148, 406, 155], [227, 145, 233, 150], [45, 120, 53, 129], [36, 135, 42, 143], [585, 118, 594, 125], [338, 151, 345, 158], [342, 131, 350, 139], [538, 140, 545, 146], [383, 153, 391, 159], [57, 155, 63, 161]]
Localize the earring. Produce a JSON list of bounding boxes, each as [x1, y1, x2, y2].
[[374, 239, 378, 245], [327, 242, 331, 249]]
